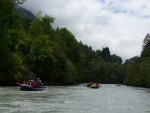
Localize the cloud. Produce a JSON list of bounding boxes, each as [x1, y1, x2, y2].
[[20, 0, 150, 60]]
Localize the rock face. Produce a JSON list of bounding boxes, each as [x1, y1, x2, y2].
[[22, 69, 36, 80]]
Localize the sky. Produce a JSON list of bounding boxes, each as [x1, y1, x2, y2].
[[20, 0, 150, 61]]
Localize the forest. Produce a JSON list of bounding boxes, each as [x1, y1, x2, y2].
[[0, 0, 150, 87]]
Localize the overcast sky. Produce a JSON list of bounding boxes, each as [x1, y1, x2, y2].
[[20, 0, 150, 60]]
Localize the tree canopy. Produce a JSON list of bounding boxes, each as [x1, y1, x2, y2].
[[0, 0, 150, 88]]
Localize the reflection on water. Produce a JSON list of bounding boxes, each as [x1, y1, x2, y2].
[[0, 85, 150, 113]]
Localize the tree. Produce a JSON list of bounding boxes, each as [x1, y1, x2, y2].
[[0, 1, 129, 86], [102, 47, 111, 61], [0, 0, 24, 85], [111, 54, 122, 64], [141, 34, 150, 57], [123, 56, 141, 86]]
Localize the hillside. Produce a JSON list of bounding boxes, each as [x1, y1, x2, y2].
[[15, 5, 35, 20]]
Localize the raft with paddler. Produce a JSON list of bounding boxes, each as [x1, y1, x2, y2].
[[17, 78, 45, 91], [84, 82, 101, 89]]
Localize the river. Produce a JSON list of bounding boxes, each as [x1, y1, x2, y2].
[[0, 84, 150, 113]]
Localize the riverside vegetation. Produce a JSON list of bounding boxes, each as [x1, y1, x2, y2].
[[0, 0, 150, 87]]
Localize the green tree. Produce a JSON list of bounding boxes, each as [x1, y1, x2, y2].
[[102, 47, 111, 61], [123, 56, 141, 86], [111, 54, 122, 64], [141, 34, 150, 57], [0, 0, 24, 85]]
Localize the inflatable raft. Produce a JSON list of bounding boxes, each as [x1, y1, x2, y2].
[[19, 84, 44, 91], [85, 83, 101, 89]]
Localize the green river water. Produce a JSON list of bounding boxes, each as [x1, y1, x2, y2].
[[0, 84, 150, 113]]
